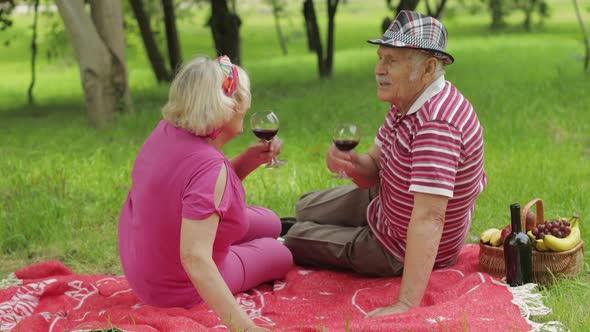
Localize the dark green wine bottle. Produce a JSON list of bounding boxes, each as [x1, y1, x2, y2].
[[503, 203, 533, 286]]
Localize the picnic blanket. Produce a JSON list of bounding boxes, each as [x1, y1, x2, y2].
[[0, 244, 560, 331]]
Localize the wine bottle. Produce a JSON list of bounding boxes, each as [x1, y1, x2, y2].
[[504, 203, 533, 286]]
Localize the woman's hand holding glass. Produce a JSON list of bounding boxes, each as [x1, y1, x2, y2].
[[246, 136, 283, 167], [250, 110, 287, 168]]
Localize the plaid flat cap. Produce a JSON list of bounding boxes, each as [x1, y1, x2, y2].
[[368, 10, 454, 65]]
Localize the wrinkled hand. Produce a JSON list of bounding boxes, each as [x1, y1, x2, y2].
[[326, 144, 356, 176], [366, 301, 412, 318], [247, 136, 283, 166]]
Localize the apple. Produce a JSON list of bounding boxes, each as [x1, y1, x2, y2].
[[500, 224, 512, 244], [525, 211, 536, 231]]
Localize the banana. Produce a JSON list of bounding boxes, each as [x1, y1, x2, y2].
[[542, 215, 581, 252], [489, 229, 503, 247], [527, 230, 549, 251], [480, 228, 500, 244], [543, 226, 581, 252]]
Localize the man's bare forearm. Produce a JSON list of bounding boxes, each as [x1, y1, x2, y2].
[[350, 144, 381, 188], [397, 218, 443, 307], [397, 194, 447, 307], [351, 153, 380, 188]]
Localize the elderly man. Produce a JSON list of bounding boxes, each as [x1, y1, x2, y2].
[[283, 10, 486, 317]]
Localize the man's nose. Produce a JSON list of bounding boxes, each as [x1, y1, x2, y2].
[[375, 63, 386, 76]]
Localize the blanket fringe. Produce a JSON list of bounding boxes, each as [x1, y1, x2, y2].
[[0, 273, 22, 290], [491, 278, 569, 332]]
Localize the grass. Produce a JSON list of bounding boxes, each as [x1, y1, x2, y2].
[[1, 0, 590, 330]]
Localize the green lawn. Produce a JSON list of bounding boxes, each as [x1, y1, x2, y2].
[[1, 1, 589, 330]]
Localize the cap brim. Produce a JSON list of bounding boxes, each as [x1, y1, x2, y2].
[[366, 38, 454, 65]]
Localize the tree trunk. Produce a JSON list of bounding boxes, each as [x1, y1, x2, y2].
[[396, 0, 419, 14], [27, 0, 39, 106], [209, 0, 241, 65], [573, 0, 589, 70], [425, 0, 448, 19], [55, 0, 127, 128], [382, 0, 420, 33], [325, 0, 339, 78], [489, 0, 505, 30], [303, 0, 326, 78], [128, 0, 171, 82], [303, 0, 317, 51], [381, 17, 391, 33], [161, 0, 182, 73], [271, 0, 288, 55], [89, 0, 130, 110], [435, 0, 447, 18], [523, 0, 537, 31]]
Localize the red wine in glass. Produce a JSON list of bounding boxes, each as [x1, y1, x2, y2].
[[333, 139, 359, 151], [250, 111, 287, 169], [252, 129, 279, 141], [332, 124, 360, 179]]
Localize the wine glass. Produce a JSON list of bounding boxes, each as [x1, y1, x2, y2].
[[332, 123, 360, 179], [250, 110, 287, 169]]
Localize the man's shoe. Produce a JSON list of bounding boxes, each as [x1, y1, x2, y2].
[[280, 217, 297, 236]]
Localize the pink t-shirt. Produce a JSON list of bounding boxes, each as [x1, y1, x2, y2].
[[118, 120, 248, 308]]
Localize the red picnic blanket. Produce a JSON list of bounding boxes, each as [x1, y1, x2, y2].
[[0, 245, 543, 331]]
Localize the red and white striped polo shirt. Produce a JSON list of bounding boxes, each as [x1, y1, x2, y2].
[[367, 76, 486, 267]]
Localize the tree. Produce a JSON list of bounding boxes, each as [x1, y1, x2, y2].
[[511, 0, 549, 31], [483, 0, 550, 31], [573, 0, 589, 71], [424, 0, 448, 18], [381, 0, 419, 33], [380, 0, 449, 33], [303, 0, 340, 78], [28, 0, 39, 105], [0, 0, 40, 105], [128, 0, 171, 82], [0, 0, 14, 34], [209, 0, 241, 65], [55, 0, 130, 128], [266, 0, 288, 55], [488, 0, 505, 30], [162, 0, 182, 73], [128, 0, 183, 82], [396, 0, 420, 13]]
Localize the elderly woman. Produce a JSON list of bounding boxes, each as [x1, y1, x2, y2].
[[118, 55, 292, 332]]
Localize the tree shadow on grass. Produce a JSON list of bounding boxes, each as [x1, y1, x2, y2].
[[0, 87, 169, 129]]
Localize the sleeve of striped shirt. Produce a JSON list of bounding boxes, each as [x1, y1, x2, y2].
[[409, 120, 461, 198]]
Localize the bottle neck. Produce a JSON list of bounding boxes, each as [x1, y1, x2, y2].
[[510, 203, 521, 233]]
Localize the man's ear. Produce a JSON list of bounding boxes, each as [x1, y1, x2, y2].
[[423, 57, 438, 79]]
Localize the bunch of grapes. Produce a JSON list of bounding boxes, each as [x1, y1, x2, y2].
[[531, 219, 571, 240]]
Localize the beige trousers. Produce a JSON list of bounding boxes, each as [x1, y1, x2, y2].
[[283, 185, 404, 277]]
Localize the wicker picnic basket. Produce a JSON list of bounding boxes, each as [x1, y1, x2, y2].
[[479, 198, 585, 284]]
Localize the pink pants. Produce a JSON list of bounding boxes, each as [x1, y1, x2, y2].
[[218, 206, 293, 294]]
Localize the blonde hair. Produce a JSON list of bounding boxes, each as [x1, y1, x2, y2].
[[161, 56, 251, 136]]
